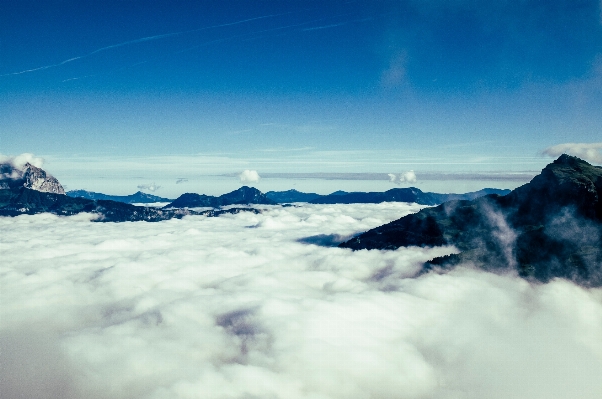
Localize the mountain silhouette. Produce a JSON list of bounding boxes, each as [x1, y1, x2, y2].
[[340, 155, 602, 287]]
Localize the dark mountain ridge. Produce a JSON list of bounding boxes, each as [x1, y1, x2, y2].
[[265, 189, 321, 203], [67, 190, 173, 204], [308, 187, 510, 205], [0, 186, 259, 222], [69, 186, 509, 208], [1, 162, 514, 224], [164, 186, 277, 208], [340, 155, 602, 287]]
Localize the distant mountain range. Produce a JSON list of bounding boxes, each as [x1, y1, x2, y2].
[[305, 187, 510, 205], [67, 190, 173, 204], [165, 187, 510, 208], [0, 187, 261, 222], [165, 186, 276, 208], [263, 188, 510, 204], [340, 155, 602, 287], [0, 161, 512, 222], [265, 189, 321, 203]]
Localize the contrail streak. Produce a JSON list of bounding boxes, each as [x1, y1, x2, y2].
[[1, 12, 287, 77], [302, 23, 347, 31], [60, 13, 361, 83]]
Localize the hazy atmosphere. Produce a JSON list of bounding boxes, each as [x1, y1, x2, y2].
[[2, 1, 602, 399]]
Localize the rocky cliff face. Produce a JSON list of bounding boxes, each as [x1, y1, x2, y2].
[[21, 163, 65, 194], [340, 155, 602, 287], [0, 162, 65, 194]]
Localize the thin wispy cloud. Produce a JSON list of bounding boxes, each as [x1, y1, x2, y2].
[[1, 12, 288, 77], [3, 7, 367, 80], [302, 22, 347, 31], [61, 61, 149, 83], [302, 15, 373, 32], [260, 147, 314, 152]]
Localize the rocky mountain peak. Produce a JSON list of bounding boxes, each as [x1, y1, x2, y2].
[[0, 162, 65, 195], [340, 155, 602, 287], [21, 163, 65, 194], [553, 153, 586, 166]]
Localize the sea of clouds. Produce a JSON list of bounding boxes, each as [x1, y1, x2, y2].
[[2, 203, 602, 399]]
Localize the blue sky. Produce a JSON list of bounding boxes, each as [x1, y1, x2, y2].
[[1, 0, 601, 195]]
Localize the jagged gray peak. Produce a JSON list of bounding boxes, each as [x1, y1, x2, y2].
[[22, 163, 65, 194], [0, 162, 65, 195]]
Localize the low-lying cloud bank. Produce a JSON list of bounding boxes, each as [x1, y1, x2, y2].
[[2, 203, 602, 399]]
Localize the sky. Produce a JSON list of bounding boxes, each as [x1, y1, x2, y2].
[[2, 3, 602, 395], [3, 204, 602, 399], [1, 0, 602, 195]]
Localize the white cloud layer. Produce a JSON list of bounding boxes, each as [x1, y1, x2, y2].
[[137, 182, 161, 192], [0, 152, 45, 172], [543, 142, 602, 164], [239, 169, 260, 183], [389, 170, 417, 184], [1, 203, 602, 399]]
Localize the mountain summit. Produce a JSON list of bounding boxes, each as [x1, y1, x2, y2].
[[0, 162, 65, 194], [165, 186, 276, 208], [340, 155, 602, 287]]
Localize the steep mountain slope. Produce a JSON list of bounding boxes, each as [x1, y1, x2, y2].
[[340, 155, 602, 286]]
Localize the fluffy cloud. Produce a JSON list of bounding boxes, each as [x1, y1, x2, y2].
[[1, 203, 602, 399], [239, 169, 260, 183], [389, 170, 417, 184], [543, 142, 602, 164], [137, 182, 161, 192], [0, 153, 45, 179]]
